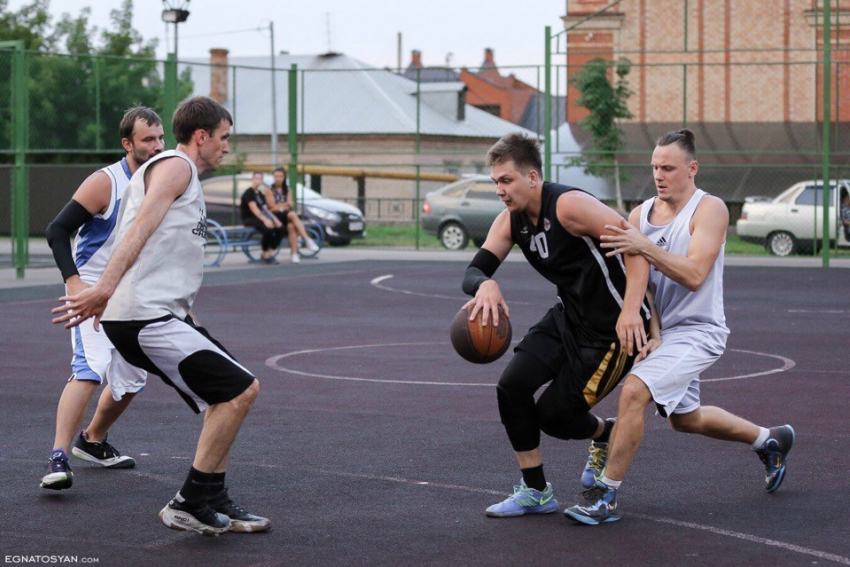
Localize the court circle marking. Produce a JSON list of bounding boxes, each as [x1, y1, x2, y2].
[[370, 274, 533, 305], [266, 343, 795, 387]]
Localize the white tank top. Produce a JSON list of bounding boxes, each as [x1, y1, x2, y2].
[[103, 149, 207, 321], [639, 189, 729, 340], [73, 159, 132, 285]]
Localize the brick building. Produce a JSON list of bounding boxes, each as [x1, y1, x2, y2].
[[403, 48, 566, 134], [564, 0, 849, 124]]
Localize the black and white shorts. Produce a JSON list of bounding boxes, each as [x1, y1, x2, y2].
[[102, 315, 255, 414]]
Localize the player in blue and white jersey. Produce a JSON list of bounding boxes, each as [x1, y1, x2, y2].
[[41, 107, 164, 490]]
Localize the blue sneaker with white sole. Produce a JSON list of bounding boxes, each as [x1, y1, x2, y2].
[[485, 480, 558, 517]]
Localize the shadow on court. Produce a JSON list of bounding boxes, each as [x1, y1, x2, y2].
[[1, 260, 847, 566]]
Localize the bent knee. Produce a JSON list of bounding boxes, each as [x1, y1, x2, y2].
[[234, 378, 259, 405], [669, 412, 701, 433], [619, 375, 653, 408]]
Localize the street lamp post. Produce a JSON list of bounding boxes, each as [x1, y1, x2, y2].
[[162, 0, 190, 60]]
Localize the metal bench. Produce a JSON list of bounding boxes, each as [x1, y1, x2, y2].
[[204, 218, 324, 268]]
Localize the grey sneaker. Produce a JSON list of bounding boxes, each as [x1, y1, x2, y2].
[[158, 492, 231, 536], [208, 488, 271, 533]]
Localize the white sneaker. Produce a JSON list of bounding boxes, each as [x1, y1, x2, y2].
[[305, 238, 320, 252], [291, 253, 300, 263]]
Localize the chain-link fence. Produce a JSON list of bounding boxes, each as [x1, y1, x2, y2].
[[3, 21, 849, 274]]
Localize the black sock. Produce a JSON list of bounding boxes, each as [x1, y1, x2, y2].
[[180, 467, 219, 505], [209, 472, 226, 496], [521, 464, 547, 492], [595, 418, 615, 444]]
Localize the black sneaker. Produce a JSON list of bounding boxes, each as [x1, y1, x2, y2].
[[208, 488, 271, 533], [158, 492, 231, 536], [71, 431, 135, 469], [756, 424, 795, 493], [40, 450, 74, 490]]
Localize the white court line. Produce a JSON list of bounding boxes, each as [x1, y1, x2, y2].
[[267, 342, 496, 386], [266, 344, 796, 387], [370, 274, 533, 304], [629, 513, 850, 565], [787, 309, 847, 314], [166, 455, 850, 566], [702, 349, 796, 382]]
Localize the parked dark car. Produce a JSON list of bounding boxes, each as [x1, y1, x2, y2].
[[201, 173, 366, 246], [421, 175, 501, 250]]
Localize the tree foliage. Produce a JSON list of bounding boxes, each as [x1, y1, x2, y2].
[[569, 57, 633, 185], [0, 0, 193, 155]]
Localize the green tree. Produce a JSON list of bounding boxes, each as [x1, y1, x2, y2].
[[0, 0, 193, 156], [569, 57, 633, 212]]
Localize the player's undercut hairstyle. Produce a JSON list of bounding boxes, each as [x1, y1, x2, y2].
[[172, 96, 233, 145], [119, 106, 162, 141], [486, 133, 543, 176], [657, 129, 697, 160]]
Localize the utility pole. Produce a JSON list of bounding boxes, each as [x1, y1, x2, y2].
[[270, 21, 278, 167]]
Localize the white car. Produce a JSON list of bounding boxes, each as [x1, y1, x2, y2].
[[736, 180, 850, 256]]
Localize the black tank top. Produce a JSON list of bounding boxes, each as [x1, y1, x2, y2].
[[511, 182, 649, 348]]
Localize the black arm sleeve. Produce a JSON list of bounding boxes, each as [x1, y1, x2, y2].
[[461, 248, 502, 296], [45, 199, 93, 282]]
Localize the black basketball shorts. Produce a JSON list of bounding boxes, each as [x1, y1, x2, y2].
[[515, 306, 635, 412], [103, 315, 255, 414]]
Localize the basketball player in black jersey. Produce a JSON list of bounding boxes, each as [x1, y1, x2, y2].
[[461, 133, 659, 517]]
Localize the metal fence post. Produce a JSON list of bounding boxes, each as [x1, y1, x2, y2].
[[288, 63, 299, 210], [163, 53, 178, 149], [544, 25, 552, 181], [821, 0, 832, 267], [1, 40, 29, 279], [231, 64, 238, 225], [94, 56, 102, 151], [415, 67, 421, 251]]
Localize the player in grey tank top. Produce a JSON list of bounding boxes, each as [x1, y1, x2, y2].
[[564, 129, 795, 526]]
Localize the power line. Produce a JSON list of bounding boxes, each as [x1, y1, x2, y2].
[[181, 26, 265, 40]]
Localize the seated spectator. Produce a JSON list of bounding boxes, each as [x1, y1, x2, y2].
[[842, 192, 850, 242], [265, 167, 320, 264], [240, 171, 283, 264]]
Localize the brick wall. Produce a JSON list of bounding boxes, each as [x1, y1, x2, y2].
[[564, 0, 847, 123]]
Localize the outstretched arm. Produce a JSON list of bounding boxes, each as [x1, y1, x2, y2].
[[462, 209, 514, 327], [52, 157, 192, 330], [600, 196, 728, 292], [558, 192, 651, 356]]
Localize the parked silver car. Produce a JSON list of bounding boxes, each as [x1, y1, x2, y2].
[[421, 175, 502, 250]]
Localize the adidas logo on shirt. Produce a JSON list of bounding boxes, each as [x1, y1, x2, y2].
[[656, 236, 668, 247]]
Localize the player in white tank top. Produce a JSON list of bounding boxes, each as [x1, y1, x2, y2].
[[53, 97, 269, 535], [41, 108, 164, 491], [564, 129, 795, 526]]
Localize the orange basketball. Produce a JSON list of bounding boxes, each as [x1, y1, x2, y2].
[[450, 306, 512, 364]]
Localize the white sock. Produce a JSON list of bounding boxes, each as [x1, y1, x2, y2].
[[751, 427, 770, 451], [600, 475, 621, 490]]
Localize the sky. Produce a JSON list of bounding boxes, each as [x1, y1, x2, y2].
[[12, 0, 568, 72]]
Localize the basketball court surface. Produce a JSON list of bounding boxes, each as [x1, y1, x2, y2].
[[1, 256, 847, 566]]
